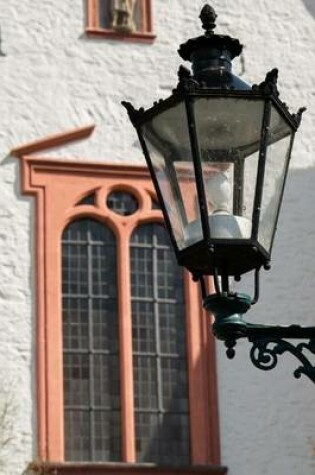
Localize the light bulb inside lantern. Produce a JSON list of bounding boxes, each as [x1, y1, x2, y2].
[[207, 171, 231, 215], [183, 164, 252, 246]]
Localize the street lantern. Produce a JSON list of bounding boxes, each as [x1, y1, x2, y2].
[[123, 5, 315, 384]]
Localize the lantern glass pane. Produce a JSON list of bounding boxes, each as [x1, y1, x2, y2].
[[141, 101, 200, 250], [192, 97, 265, 241], [258, 105, 293, 252]]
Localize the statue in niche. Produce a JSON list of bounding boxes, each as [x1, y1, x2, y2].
[[110, 0, 137, 33]]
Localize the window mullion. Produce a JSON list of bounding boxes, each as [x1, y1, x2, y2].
[[153, 234, 163, 440], [87, 228, 96, 461], [117, 226, 136, 462]]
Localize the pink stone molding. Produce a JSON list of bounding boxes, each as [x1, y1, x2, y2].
[[13, 126, 221, 469]]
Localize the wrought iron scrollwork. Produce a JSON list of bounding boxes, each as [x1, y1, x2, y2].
[[204, 292, 315, 385], [250, 338, 315, 383]]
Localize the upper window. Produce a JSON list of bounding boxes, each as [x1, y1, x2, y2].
[[86, 0, 155, 42]]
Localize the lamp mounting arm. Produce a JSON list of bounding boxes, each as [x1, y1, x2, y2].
[[199, 266, 260, 305], [249, 337, 315, 384], [204, 293, 315, 385]]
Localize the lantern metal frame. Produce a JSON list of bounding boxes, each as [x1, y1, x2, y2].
[[122, 4, 315, 384], [124, 82, 302, 279]]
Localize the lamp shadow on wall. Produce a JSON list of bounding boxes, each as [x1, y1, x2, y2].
[[302, 0, 315, 18]]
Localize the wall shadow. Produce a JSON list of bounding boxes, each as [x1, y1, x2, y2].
[[302, 0, 315, 18]]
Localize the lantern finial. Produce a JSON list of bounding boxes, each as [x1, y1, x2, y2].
[[179, 4, 248, 89], [199, 4, 217, 37]]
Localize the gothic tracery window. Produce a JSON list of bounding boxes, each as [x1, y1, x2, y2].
[[62, 191, 191, 463], [18, 156, 220, 470]]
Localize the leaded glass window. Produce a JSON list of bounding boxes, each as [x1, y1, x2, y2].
[[28, 161, 219, 465], [62, 218, 121, 461], [131, 223, 190, 464], [107, 190, 138, 216]]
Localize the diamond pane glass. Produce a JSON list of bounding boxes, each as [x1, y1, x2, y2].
[[62, 218, 121, 461], [131, 223, 190, 465]]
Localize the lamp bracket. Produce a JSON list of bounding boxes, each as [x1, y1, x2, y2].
[[204, 293, 315, 384], [249, 338, 315, 383]]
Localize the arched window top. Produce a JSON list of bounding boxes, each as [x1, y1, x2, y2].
[[131, 222, 165, 243], [18, 158, 220, 468], [63, 218, 115, 247]]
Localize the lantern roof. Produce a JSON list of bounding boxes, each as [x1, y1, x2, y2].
[[122, 4, 305, 130], [178, 4, 243, 62]]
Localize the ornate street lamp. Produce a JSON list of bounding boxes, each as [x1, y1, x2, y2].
[[123, 5, 315, 383]]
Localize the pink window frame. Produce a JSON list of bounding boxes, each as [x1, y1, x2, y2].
[[12, 126, 222, 472]]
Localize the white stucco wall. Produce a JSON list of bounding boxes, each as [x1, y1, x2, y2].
[[217, 168, 315, 475], [0, 1, 314, 474]]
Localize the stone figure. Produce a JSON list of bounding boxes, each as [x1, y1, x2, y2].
[[111, 0, 137, 33]]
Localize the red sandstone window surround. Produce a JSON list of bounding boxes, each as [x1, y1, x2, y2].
[[86, 0, 156, 42], [12, 127, 224, 474]]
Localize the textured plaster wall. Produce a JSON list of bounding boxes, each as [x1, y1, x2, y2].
[[0, 1, 314, 474], [217, 168, 315, 475]]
